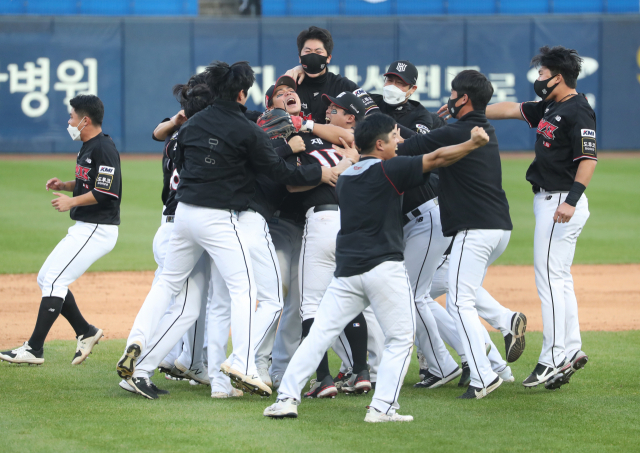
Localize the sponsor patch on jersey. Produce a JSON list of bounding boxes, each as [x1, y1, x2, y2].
[[99, 165, 115, 175], [416, 124, 430, 134], [75, 164, 90, 181], [582, 138, 596, 156], [581, 129, 596, 138], [352, 88, 366, 97], [543, 141, 551, 148], [95, 174, 113, 191]]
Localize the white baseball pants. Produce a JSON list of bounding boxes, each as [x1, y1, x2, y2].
[[238, 210, 283, 371], [534, 192, 589, 368], [278, 261, 415, 415], [403, 201, 459, 379], [269, 218, 304, 380], [38, 221, 118, 299], [131, 203, 257, 377], [448, 229, 511, 389]]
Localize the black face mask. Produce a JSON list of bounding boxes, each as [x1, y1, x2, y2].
[[534, 76, 560, 100], [300, 53, 328, 75], [447, 94, 467, 119]]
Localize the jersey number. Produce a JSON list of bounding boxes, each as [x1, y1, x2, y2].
[[309, 150, 341, 168]]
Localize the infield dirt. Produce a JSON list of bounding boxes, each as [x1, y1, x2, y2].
[[1, 264, 638, 349]]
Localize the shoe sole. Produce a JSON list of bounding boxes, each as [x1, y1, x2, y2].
[[71, 329, 104, 365], [306, 386, 338, 398], [506, 313, 527, 363], [119, 380, 136, 394], [225, 368, 272, 397], [265, 412, 298, 419], [0, 354, 44, 365], [126, 378, 159, 400], [545, 357, 587, 390], [343, 381, 371, 394], [474, 377, 503, 400], [116, 344, 141, 379]]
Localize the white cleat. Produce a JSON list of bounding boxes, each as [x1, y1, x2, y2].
[[72, 326, 103, 365], [364, 406, 413, 423], [223, 367, 272, 397], [264, 398, 299, 418], [211, 388, 244, 398], [0, 342, 44, 365]]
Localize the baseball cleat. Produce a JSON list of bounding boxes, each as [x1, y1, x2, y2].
[[504, 312, 527, 363], [71, 325, 103, 365], [0, 342, 44, 365], [258, 367, 273, 388], [220, 359, 231, 375], [224, 367, 272, 397], [342, 369, 372, 394], [158, 360, 173, 374], [116, 341, 141, 379], [120, 378, 169, 395], [127, 376, 160, 400], [458, 362, 471, 387], [364, 406, 413, 423], [173, 359, 209, 384], [211, 388, 244, 399], [264, 398, 299, 419], [545, 351, 588, 390], [333, 370, 352, 391], [305, 375, 338, 398], [497, 365, 515, 383], [415, 366, 462, 389], [458, 376, 503, 399], [522, 361, 565, 387]]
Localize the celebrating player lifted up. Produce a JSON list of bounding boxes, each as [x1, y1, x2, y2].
[[264, 113, 490, 422]]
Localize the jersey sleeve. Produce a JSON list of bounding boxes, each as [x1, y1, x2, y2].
[[92, 143, 121, 202], [519, 101, 546, 128], [380, 156, 425, 194], [414, 109, 446, 133], [569, 103, 597, 162], [397, 126, 455, 157], [152, 117, 172, 141], [352, 88, 379, 116]]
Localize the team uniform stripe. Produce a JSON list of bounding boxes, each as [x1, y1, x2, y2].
[[49, 224, 99, 297], [573, 155, 597, 162], [520, 103, 533, 128], [94, 188, 119, 198]]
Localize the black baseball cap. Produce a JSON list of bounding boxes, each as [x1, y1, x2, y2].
[[384, 60, 418, 86], [265, 75, 297, 107], [322, 91, 366, 121]]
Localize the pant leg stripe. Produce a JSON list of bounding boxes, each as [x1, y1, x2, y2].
[[337, 335, 354, 367], [230, 212, 254, 375], [138, 280, 189, 366], [299, 219, 309, 320], [453, 230, 486, 388], [263, 219, 282, 303], [254, 310, 281, 351], [547, 195, 562, 368], [49, 224, 99, 297], [189, 320, 197, 369]]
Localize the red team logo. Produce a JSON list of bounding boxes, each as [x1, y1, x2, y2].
[[537, 119, 558, 140], [75, 165, 90, 181]]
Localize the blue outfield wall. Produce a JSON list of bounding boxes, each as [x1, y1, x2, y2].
[[0, 15, 639, 153]]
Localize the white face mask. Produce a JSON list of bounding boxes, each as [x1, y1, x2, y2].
[[383, 85, 408, 105], [67, 117, 87, 141]]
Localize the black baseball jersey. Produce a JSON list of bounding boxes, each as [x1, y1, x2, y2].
[[71, 132, 122, 225], [398, 110, 512, 237], [520, 94, 597, 192], [174, 100, 321, 211], [162, 129, 180, 217], [285, 134, 343, 213], [297, 71, 378, 124], [153, 117, 174, 205], [335, 155, 427, 278]]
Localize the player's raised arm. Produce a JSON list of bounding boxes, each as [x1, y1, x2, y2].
[[485, 102, 525, 120], [422, 126, 489, 173]]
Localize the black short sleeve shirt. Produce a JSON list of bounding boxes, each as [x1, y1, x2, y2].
[[71, 133, 122, 225], [334, 155, 426, 278], [520, 94, 597, 192]]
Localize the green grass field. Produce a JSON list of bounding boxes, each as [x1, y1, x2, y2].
[[0, 156, 639, 274], [1, 332, 639, 453]]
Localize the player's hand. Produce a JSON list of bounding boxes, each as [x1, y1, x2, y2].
[[51, 192, 75, 212], [333, 137, 360, 162], [46, 178, 66, 191], [288, 135, 306, 153], [437, 104, 451, 120], [171, 110, 187, 127], [394, 125, 405, 144], [320, 166, 339, 187], [470, 126, 490, 147], [553, 202, 575, 223], [285, 65, 305, 85], [333, 158, 353, 175]]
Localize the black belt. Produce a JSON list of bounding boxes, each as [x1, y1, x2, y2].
[[403, 208, 422, 226], [313, 204, 339, 212]]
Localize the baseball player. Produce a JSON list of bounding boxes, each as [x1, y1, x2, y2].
[[116, 61, 339, 399], [485, 46, 594, 389], [284, 26, 378, 123], [0, 95, 119, 366], [264, 113, 490, 421], [399, 70, 514, 399]]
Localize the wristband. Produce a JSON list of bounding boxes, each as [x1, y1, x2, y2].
[[564, 181, 586, 207], [301, 120, 314, 132]]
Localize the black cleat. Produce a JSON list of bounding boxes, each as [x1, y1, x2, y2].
[[127, 377, 159, 400], [415, 367, 462, 389], [523, 361, 565, 387], [333, 371, 352, 391], [458, 376, 503, 400], [304, 375, 338, 398], [504, 312, 527, 363], [342, 369, 372, 394], [458, 362, 471, 387], [545, 351, 588, 390]]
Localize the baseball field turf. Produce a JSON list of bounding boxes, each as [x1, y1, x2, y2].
[[1, 156, 639, 452]]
